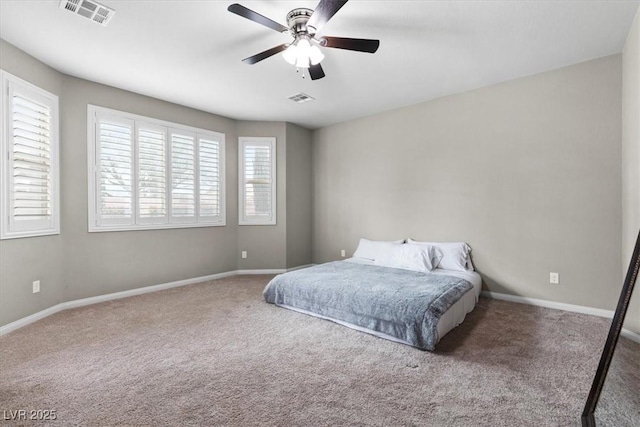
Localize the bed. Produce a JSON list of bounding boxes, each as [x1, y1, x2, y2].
[[263, 258, 482, 351]]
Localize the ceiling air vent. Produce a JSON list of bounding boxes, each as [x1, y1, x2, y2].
[[59, 0, 115, 26], [288, 93, 315, 104]]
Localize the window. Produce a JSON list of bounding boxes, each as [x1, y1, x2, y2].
[[0, 71, 59, 240], [239, 137, 276, 225], [170, 130, 195, 221], [138, 124, 166, 222], [88, 105, 225, 232]]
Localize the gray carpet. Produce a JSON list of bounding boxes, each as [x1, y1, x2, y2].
[[595, 334, 640, 426], [0, 274, 631, 426]]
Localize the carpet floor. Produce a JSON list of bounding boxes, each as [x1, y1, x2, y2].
[[0, 274, 632, 426]]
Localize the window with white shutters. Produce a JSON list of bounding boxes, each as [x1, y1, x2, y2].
[[1, 71, 59, 239], [138, 125, 166, 223], [97, 115, 134, 226], [199, 137, 222, 219], [239, 137, 276, 225], [170, 130, 195, 222], [88, 105, 225, 232]]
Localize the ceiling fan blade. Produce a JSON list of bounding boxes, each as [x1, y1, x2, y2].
[[307, 0, 348, 32], [309, 63, 326, 80], [242, 44, 288, 65], [320, 36, 380, 53], [228, 3, 289, 33]]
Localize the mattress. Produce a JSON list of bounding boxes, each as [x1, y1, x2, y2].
[[266, 259, 481, 349], [344, 258, 482, 343]]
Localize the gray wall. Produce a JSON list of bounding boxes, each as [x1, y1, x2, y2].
[[622, 10, 640, 334], [60, 77, 239, 302], [234, 122, 313, 270], [312, 55, 623, 311], [286, 123, 313, 269], [0, 40, 312, 327], [0, 40, 66, 325], [236, 121, 287, 270]]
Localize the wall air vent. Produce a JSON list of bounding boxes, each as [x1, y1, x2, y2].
[[59, 0, 115, 26], [288, 93, 315, 104]]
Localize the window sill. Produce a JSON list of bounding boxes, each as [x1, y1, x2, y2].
[[0, 229, 60, 240], [88, 221, 226, 233]]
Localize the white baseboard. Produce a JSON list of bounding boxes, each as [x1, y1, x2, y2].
[[287, 263, 315, 272], [236, 269, 285, 275], [481, 290, 640, 344], [235, 264, 314, 275], [0, 268, 294, 336], [480, 290, 614, 318], [63, 271, 237, 311], [0, 304, 69, 337], [621, 329, 640, 344]]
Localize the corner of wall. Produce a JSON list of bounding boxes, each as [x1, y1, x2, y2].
[[285, 123, 313, 269], [235, 121, 288, 270]]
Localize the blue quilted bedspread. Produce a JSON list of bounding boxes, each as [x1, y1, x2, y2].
[[263, 261, 473, 351]]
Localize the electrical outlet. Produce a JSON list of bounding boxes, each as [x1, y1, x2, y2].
[[241, 251, 247, 259], [341, 249, 346, 257], [550, 272, 559, 285], [32, 280, 40, 294]]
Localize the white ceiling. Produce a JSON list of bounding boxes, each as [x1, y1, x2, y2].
[[1, 0, 638, 129]]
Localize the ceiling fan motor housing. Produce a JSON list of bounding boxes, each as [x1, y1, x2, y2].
[[286, 8, 315, 37]]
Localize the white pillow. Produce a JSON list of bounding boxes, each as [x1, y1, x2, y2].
[[352, 238, 405, 260], [407, 239, 472, 272], [374, 243, 442, 273]]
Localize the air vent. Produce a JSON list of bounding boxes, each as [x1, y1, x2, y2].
[[288, 93, 315, 104], [59, 0, 115, 26]]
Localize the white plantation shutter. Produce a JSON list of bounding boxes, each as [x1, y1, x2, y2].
[[138, 125, 167, 223], [88, 105, 225, 231], [96, 115, 134, 226], [1, 72, 59, 239], [170, 130, 195, 221], [11, 96, 52, 224], [245, 145, 271, 215], [199, 136, 223, 221], [239, 137, 276, 225]]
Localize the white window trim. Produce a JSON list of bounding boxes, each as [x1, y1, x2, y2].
[[239, 136, 276, 226], [0, 71, 60, 240], [87, 105, 226, 233]]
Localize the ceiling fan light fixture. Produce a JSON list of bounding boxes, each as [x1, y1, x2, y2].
[[297, 37, 311, 53], [296, 38, 312, 68], [282, 43, 298, 65], [295, 54, 311, 68], [283, 37, 323, 68], [309, 45, 324, 65]]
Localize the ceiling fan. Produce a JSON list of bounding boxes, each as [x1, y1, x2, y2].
[[227, 0, 380, 80]]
